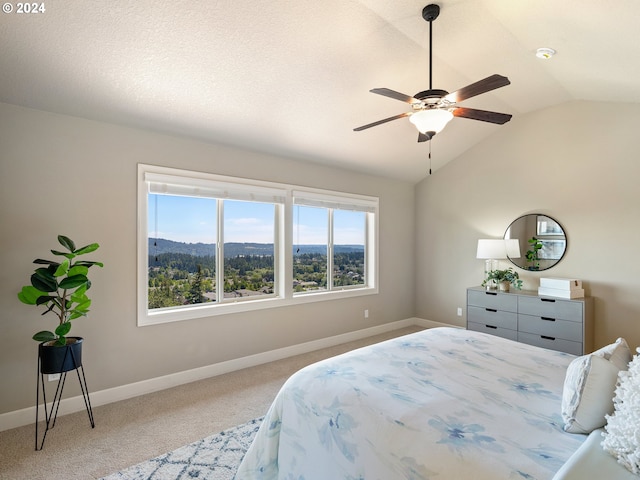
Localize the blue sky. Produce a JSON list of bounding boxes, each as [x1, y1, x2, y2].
[[149, 195, 364, 245]]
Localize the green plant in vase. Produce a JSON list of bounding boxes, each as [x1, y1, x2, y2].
[[482, 268, 523, 292], [17, 235, 103, 345]]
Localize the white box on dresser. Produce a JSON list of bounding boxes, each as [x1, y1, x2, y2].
[[539, 278, 583, 290], [467, 286, 593, 355], [537, 287, 585, 299]]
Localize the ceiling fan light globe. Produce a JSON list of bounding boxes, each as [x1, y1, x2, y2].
[[409, 109, 454, 134]]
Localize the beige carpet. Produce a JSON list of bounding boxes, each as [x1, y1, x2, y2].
[[0, 326, 423, 480]]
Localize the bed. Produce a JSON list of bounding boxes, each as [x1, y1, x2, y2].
[[235, 327, 589, 479]]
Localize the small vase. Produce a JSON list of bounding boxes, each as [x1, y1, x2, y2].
[[498, 281, 510, 292]]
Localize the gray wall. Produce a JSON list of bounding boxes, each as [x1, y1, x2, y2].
[[3, 99, 639, 417], [0, 102, 416, 414], [415, 100, 640, 350]]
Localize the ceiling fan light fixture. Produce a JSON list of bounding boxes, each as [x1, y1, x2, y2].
[[409, 109, 454, 134]]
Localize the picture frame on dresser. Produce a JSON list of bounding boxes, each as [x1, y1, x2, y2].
[[466, 286, 593, 355]]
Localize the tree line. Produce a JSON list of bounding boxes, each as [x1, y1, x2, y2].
[[148, 251, 364, 308]]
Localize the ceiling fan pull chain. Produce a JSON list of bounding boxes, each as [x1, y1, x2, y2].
[[429, 139, 432, 175]]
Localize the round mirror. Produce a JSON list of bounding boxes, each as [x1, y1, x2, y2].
[[504, 214, 567, 271]]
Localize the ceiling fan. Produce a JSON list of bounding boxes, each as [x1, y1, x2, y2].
[[354, 3, 512, 143]]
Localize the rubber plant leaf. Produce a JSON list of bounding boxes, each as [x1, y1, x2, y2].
[[31, 272, 57, 293], [68, 265, 89, 277], [51, 250, 75, 259], [18, 286, 47, 305], [75, 260, 104, 268], [55, 322, 72, 337], [33, 259, 61, 267], [54, 259, 70, 277], [33, 331, 56, 342], [75, 243, 99, 255], [57, 235, 76, 252], [58, 274, 89, 290]]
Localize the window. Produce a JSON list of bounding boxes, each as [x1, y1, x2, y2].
[[293, 205, 328, 293], [222, 200, 276, 299], [333, 209, 366, 288], [148, 194, 217, 309], [138, 164, 378, 326], [292, 205, 369, 293]]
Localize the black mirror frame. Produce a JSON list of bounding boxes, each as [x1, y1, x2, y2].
[[504, 214, 567, 271]]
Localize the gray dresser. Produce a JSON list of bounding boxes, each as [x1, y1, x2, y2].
[[466, 286, 593, 355]]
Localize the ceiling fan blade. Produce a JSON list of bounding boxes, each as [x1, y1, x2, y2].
[[353, 112, 410, 131], [370, 88, 420, 104], [417, 132, 433, 142], [452, 107, 512, 124], [444, 74, 510, 103]]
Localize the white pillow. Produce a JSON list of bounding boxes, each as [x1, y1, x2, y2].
[[593, 337, 632, 370], [561, 354, 620, 433], [602, 348, 640, 475], [552, 429, 639, 480]]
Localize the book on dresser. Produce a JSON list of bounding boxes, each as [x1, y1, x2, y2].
[[466, 286, 593, 355]]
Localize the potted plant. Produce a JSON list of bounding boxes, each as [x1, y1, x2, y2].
[[482, 268, 523, 292], [525, 236, 543, 271], [17, 235, 103, 374]]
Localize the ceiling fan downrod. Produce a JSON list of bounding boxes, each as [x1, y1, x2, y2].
[[422, 4, 440, 91]]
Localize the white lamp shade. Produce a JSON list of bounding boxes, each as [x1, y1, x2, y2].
[[476, 239, 507, 259], [477, 238, 521, 260], [409, 109, 454, 134]]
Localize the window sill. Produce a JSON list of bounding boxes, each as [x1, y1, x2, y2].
[[138, 286, 378, 326]]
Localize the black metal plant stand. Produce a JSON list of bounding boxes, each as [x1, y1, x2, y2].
[[35, 344, 95, 451]]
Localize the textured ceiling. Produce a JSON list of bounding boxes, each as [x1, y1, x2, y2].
[[1, 0, 639, 182]]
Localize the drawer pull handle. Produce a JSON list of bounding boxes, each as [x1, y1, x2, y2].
[[485, 308, 497, 313], [485, 292, 497, 296], [541, 335, 556, 341], [485, 325, 498, 329], [541, 298, 556, 303], [541, 317, 556, 322]]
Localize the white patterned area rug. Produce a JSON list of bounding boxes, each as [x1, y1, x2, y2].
[[101, 417, 262, 480]]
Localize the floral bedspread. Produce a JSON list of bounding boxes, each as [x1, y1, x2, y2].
[[235, 327, 586, 480]]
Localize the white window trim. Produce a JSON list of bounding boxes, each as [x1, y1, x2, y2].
[[137, 164, 379, 327]]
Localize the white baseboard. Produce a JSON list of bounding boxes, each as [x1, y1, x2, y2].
[[0, 317, 453, 432]]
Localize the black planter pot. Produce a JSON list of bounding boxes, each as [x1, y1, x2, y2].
[[38, 337, 83, 374]]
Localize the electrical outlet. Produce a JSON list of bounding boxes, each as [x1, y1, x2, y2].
[[457, 307, 463, 317], [364, 309, 369, 319], [48, 373, 60, 382]]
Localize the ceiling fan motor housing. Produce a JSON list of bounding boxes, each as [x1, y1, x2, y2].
[[414, 89, 449, 101]]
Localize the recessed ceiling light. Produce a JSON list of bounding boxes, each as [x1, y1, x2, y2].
[[536, 47, 556, 59]]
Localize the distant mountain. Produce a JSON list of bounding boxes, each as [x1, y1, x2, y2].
[[149, 238, 362, 258], [150, 238, 216, 257]]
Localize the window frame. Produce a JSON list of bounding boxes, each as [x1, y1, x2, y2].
[[137, 164, 378, 326]]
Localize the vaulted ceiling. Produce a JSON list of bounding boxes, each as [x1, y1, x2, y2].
[[2, 0, 639, 182]]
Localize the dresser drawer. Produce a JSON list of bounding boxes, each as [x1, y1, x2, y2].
[[518, 296, 583, 322], [468, 289, 518, 312], [468, 322, 518, 341], [517, 332, 582, 356], [518, 314, 583, 342], [468, 305, 518, 330]]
